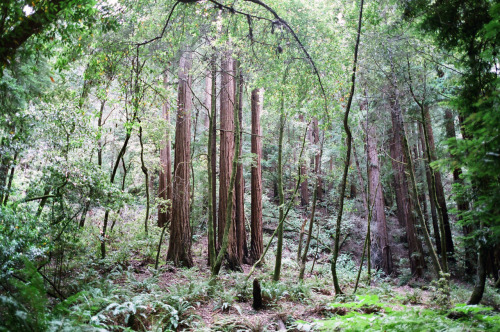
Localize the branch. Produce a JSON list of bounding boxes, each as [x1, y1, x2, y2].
[[0, 0, 67, 65]]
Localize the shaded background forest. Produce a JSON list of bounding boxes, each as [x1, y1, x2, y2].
[[1, 0, 499, 330]]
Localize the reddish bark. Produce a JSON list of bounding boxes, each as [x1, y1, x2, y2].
[[218, 52, 240, 269], [166, 51, 193, 267], [366, 121, 393, 275], [250, 88, 264, 263], [389, 93, 425, 277], [235, 61, 248, 262]]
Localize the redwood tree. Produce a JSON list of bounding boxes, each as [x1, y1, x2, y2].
[[166, 51, 193, 267], [234, 60, 248, 263], [389, 92, 425, 277], [250, 88, 264, 263], [366, 120, 392, 275], [218, 52, 240, 269]]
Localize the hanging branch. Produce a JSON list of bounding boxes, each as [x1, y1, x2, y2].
[[137, 0, 327, 112]]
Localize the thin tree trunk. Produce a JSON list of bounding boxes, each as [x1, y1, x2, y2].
[[207, 61, 216, 267], [139, 125, 149, 235], [158, 73, 172, 228], [445, 109, 473, 274], [298, 114, 309, 208], [246, 122, 309, 283], [1, 151, 17, 205], [166, 50, 193, 267], [312, 118, 323, 201], [418, 122, 441, 253], [331, 0, 364, 295], [250, 88, 264, 263], [101, 133, 131, 259], [406, 69, 449, 276], [235, 60, 248, 263], [299, 136, 324, 280], [423, 106, 454, 256], [273, 94, 286, 282], [36, 187, 51, 218]]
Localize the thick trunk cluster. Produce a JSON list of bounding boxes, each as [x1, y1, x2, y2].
[[389, 93, 425, 277]]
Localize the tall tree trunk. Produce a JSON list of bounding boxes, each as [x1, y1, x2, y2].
[[250, 88, 264, 263], [210, 59, 218, 255], [389, 94, 425, 277], [207, 62, 216, 267], [166, 50, 193, 267], [406, 71, 449, 276], [423, 106, 454, 256], [218, 52, 240, 270], [468, 223, 486, 304], [331, 0, 364, 295], [312, 118, 323, 201], [299, 135, 324, 280], [418, 122, 441, 253], [445, 109, 473, 274], [211, 55, 242, 277], [234, 60, 248, 263], [158, 73, 173, 228], [138, 125, 149, 235], [273, 91, 286, 282], [298, 114, 309, 208], [366, 121, 392, 275]]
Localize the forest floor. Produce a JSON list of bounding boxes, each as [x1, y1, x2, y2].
[[77, 207, 500, 331]]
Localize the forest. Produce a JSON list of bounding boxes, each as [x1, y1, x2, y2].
[[1, 0, 500, 330]]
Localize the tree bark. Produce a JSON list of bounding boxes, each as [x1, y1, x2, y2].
[[207, 60, 217, 267], [389, 95, 425, 277], [445, 109, 474, 274], [366, 121, 393, 275], [418, 122, 441, 253], [158, 73, 173, 228], [250, 88, 264, 263], [312, 118, 323, 201], [423, 106, 454, 255], [235, 60, 248, 263], [210, 59, 218, 256], [211, 55, 242, 277], [166, 50, 193, 267], [273, 93, 286, 282], [218, 52, 240, 270]]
